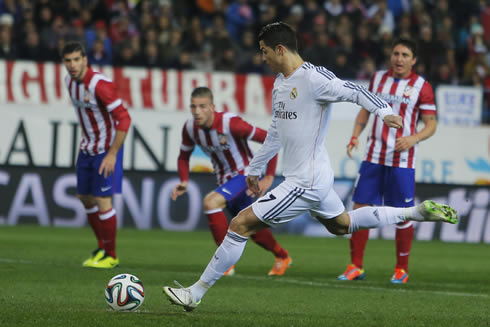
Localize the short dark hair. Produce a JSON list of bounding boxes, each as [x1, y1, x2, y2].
[[392, 37, 417, 58], [191, 87, 213, 103], [258, 22, 298, 53], [61, 41, 86, 58]]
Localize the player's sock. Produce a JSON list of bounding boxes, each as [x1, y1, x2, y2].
[[350, 229, 369, 268], [86, 205, 104, 249], [348, 206, 408, 233], [403, 205, 424, 221], [251, 229, 289, 258], [193, 231, 248, 301], [205, 209, 229, 245], [395, 221, 414, 271], [99, 208, 117, 258], [189, 280, 210, 303]]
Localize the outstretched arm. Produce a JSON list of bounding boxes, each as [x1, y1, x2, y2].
[[313, 73, 402, 129]]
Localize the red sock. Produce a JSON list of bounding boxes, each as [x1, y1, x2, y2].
[[251, 229, 289, 259], [86, 206, 104, 249], [205, 209, 228, 245], [395, 222, 414, 271], [99, 208, 117, 258], [350, 229, 369, 269]]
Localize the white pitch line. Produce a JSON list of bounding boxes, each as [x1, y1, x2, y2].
[[0, 258, 39, 264], [165, 270, 490, 299], [1, 258, 488, 299], [238, 275, 490, 299]]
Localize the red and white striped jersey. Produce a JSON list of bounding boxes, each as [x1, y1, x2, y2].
[[364, 69, 436, 168], [64, 67, 128, 156], [178, 112, 277, 186]]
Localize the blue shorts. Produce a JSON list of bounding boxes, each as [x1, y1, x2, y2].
[[215, 174, 254, 216], [76, 147, 124, 197], [352, 161, 415, 207]]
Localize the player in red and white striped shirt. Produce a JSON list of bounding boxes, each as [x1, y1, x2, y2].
[[339, 37, 437, 284], [62, 42, 131, 269], [171, 87, 291, 276]]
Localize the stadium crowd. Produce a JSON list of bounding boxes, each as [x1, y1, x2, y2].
[[0, 0, 489, 121]]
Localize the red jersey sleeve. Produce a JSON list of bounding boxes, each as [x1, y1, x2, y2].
[[177, 123, 195, 182], [250, 126, 278, 175], [95, 80, 122, 112], [95, 79, 131, 131], [229, 117, 277, 176], [228, 116, 255, 138], [228, 116, 270, 142], [418, 81, 437, 116]]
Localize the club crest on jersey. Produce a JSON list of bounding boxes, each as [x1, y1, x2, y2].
[[218, 133, 227, 145], [290, 87, 298, 99], [403, 86, 414, 97], [83, 88, 91, 102]]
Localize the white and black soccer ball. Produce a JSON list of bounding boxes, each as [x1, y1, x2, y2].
[[105, 273, 145, 311]]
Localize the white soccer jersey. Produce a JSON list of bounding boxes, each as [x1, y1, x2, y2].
[[247, 62, 394, 189]]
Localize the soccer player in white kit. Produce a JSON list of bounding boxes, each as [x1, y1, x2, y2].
[[163, 22, 459, 311]]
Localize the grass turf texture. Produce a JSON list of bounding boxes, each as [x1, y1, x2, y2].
[[0, 225, 489, 327]]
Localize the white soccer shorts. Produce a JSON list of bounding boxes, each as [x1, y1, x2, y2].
[[251, 180, 345, 226]]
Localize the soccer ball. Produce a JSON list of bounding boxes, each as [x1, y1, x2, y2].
[[105, 273, 145, 311]]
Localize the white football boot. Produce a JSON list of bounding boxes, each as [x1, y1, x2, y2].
[[163, 281, 200, 312]]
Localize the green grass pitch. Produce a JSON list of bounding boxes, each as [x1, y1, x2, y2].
[[0, 225, 489, 327]]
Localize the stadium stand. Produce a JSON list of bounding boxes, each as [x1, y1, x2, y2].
[[0, 0, 488, 122]]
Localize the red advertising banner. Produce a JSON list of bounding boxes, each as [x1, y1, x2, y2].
[[0, 60, 275, 115]]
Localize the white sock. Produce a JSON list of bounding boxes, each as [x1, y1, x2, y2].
[[348, 206, 409, 233], [403, 205, 424, 221], [190, 231, 248, 302]]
